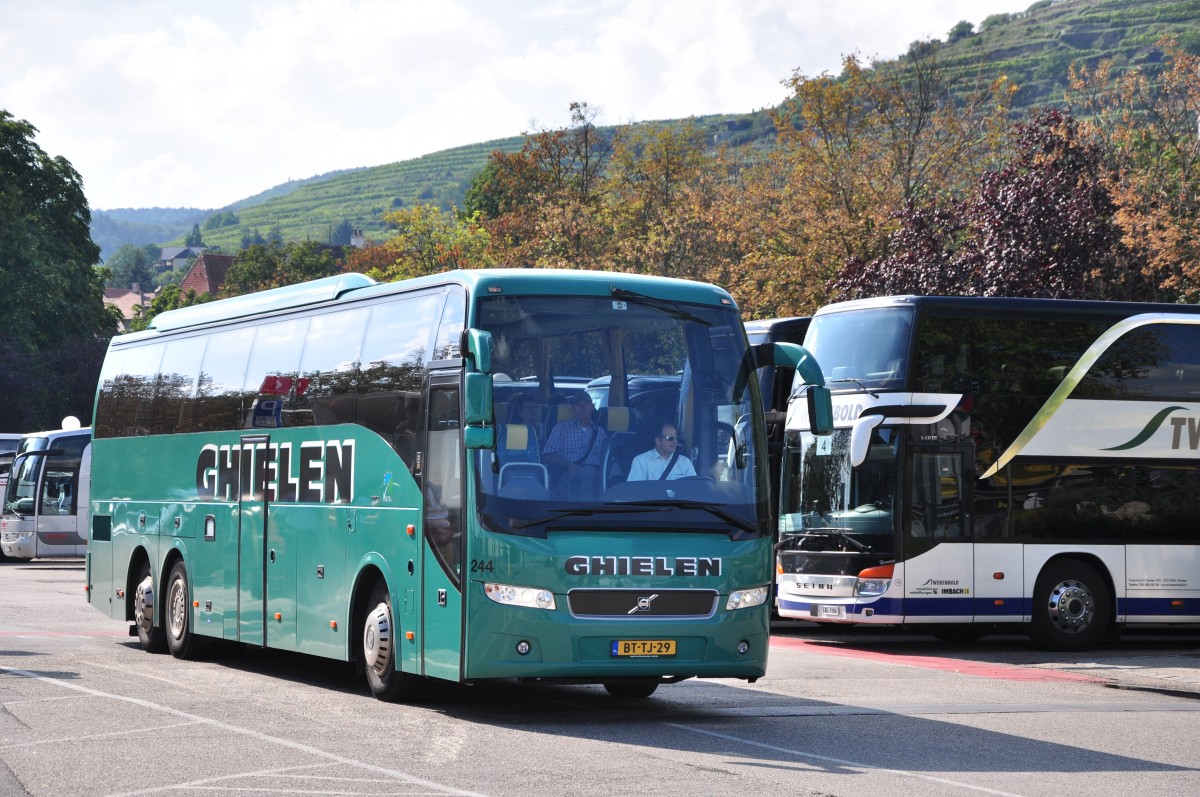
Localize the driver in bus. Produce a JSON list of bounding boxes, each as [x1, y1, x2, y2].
[[627, 422, 696, 481], [542, 392, 606, 499]]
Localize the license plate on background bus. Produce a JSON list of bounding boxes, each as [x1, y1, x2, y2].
[[611, 639, 676, 657], [815, 605, 845, 619]]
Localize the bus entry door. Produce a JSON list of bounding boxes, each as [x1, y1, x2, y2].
[[419, 378, 465, 681], [902, 445, 974, 622]]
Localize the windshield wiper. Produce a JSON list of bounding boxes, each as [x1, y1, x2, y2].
[[825, 377, 879, 398], [609, 499, 758, 536], [776, 527, 871, 553], [510, 505, 668, 530], [610, 288, 713, 327]]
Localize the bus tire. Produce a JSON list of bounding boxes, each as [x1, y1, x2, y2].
[[603, 680, 659, 699], [165, 560, 210, 660], [1030, 560, 1111, 652], [363, 581, 420, 702], [134, 561, 166, 653]]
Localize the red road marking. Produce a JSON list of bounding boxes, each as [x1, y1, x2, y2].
[[771, 636, 1104, 682]]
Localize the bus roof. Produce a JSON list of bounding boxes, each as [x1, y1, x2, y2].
[[814, 294, 1200, 319], [141, 269, 736, 338], [744, 316, 809, 342]]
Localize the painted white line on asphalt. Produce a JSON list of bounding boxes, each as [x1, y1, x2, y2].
[[665, 722, 1029, 797], [0, 664, 491, 797], [0, 720, 202, 751]]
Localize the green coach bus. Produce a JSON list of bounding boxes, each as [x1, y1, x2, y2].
[[85, 269, 830, 701]]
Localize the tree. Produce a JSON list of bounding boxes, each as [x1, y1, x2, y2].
[[219, 241, 341, 297], [330, 219, 355, 245], [105, 243, 160, 289], [953, 109, 1139, 298], [731, 47, 1015, 315], [946, 20, 974, 44], [605, 120, 714, 279], [0, 109, 115, 431], [471, 102, 618, 269], [351, 205, 491, 283], [1070, 37, 1200, 302], [834, 109, 1148, 301], [185, 223, 204, 247], [129, 284, 209, 331]]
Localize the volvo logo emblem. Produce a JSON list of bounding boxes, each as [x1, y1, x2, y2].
[[628, 594, 659, 614]]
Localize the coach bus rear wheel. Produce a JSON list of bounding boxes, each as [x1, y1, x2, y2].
[[603, 680, 659, 699], [134, 562, 166, 653], [165, 560, 210, 660], [1030, 560, 1111, 652], [363, 581, 420, 702]]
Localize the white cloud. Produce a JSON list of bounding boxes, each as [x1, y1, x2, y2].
[[1, 0, 1033, 209]]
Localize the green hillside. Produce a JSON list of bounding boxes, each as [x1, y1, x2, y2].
[[92, 0, 1200, 259]]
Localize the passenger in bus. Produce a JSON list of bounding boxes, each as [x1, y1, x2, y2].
[[502, 393, 543, 453], [542, 392, 606, 499], [627, 423, 696, 481]]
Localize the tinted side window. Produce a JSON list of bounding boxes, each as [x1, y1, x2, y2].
[[433, 287, 466, 361], [242, 317, 310, 429], [1074, 323, 1200, 401], [122, 345, 166, 436], [297, 306, 371, 427], [195, 327, 254, 432], [94, 348, 129, 439], [358, 295, 439, 467], [157, 336, 206, 434], [914, 316, 1108, 397]]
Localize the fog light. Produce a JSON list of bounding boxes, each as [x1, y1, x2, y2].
[[516, 640, 531, 655], [737, 640, 750, 655]]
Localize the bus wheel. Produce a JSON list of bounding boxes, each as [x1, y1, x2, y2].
[[1030, 560, 1111, 652], [134, 562, 166, 653], [603, 680, 659, 699], [363, 582, 419, 702], [165, 560, 210, 660]]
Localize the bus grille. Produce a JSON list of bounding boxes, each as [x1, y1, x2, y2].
[[567, 589, 718, 618]]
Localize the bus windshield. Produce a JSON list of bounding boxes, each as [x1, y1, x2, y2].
[[779, 427, 899, 550], [474, 294, 766, 538], [805, 306, 914, 390]]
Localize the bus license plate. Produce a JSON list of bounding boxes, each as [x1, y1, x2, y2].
[[612, 639, 676, 657], [817, 605, 845, 619]]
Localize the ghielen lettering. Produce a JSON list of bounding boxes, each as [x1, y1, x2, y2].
[[564, 555, 721, 577], [195, 440, 354, 503]]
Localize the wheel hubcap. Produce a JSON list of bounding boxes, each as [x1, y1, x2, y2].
[[1046, 579, 1094, 633], [168, 577, 187, 640], [134, 576, 154, 632], [364, 602, 392, 675]]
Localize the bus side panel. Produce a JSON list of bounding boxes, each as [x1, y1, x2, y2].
[[86, 505, 115, 618], [185, 501, 238, 640], [265, 504, 300, 651], [1126, 544, 1200, 622], [900, 543, 974, 622], [292, 505, 349, 660], [972, 543, 1025, 622]]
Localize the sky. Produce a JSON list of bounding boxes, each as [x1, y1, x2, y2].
[[2, 0, 1035, 211]]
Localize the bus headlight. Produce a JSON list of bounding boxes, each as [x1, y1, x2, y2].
[[726, 585, 769, 610], [854, 564, 895, 597], [484, 582, 556, 611]]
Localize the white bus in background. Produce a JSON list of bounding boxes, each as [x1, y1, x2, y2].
[[0, 419, 91, 561], [0, 433, 21, 492]]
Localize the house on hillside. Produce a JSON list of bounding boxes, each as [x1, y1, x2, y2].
[[159, 246, 206, 274], [179, 253, 235, 297], [104, 285, 156, 333]]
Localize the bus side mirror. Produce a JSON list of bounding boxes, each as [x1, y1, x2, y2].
[[465, 328, 493, 374], [464, 372, 494, 426], [806, 386, 834, 436], [849, 415, 885, 468]]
